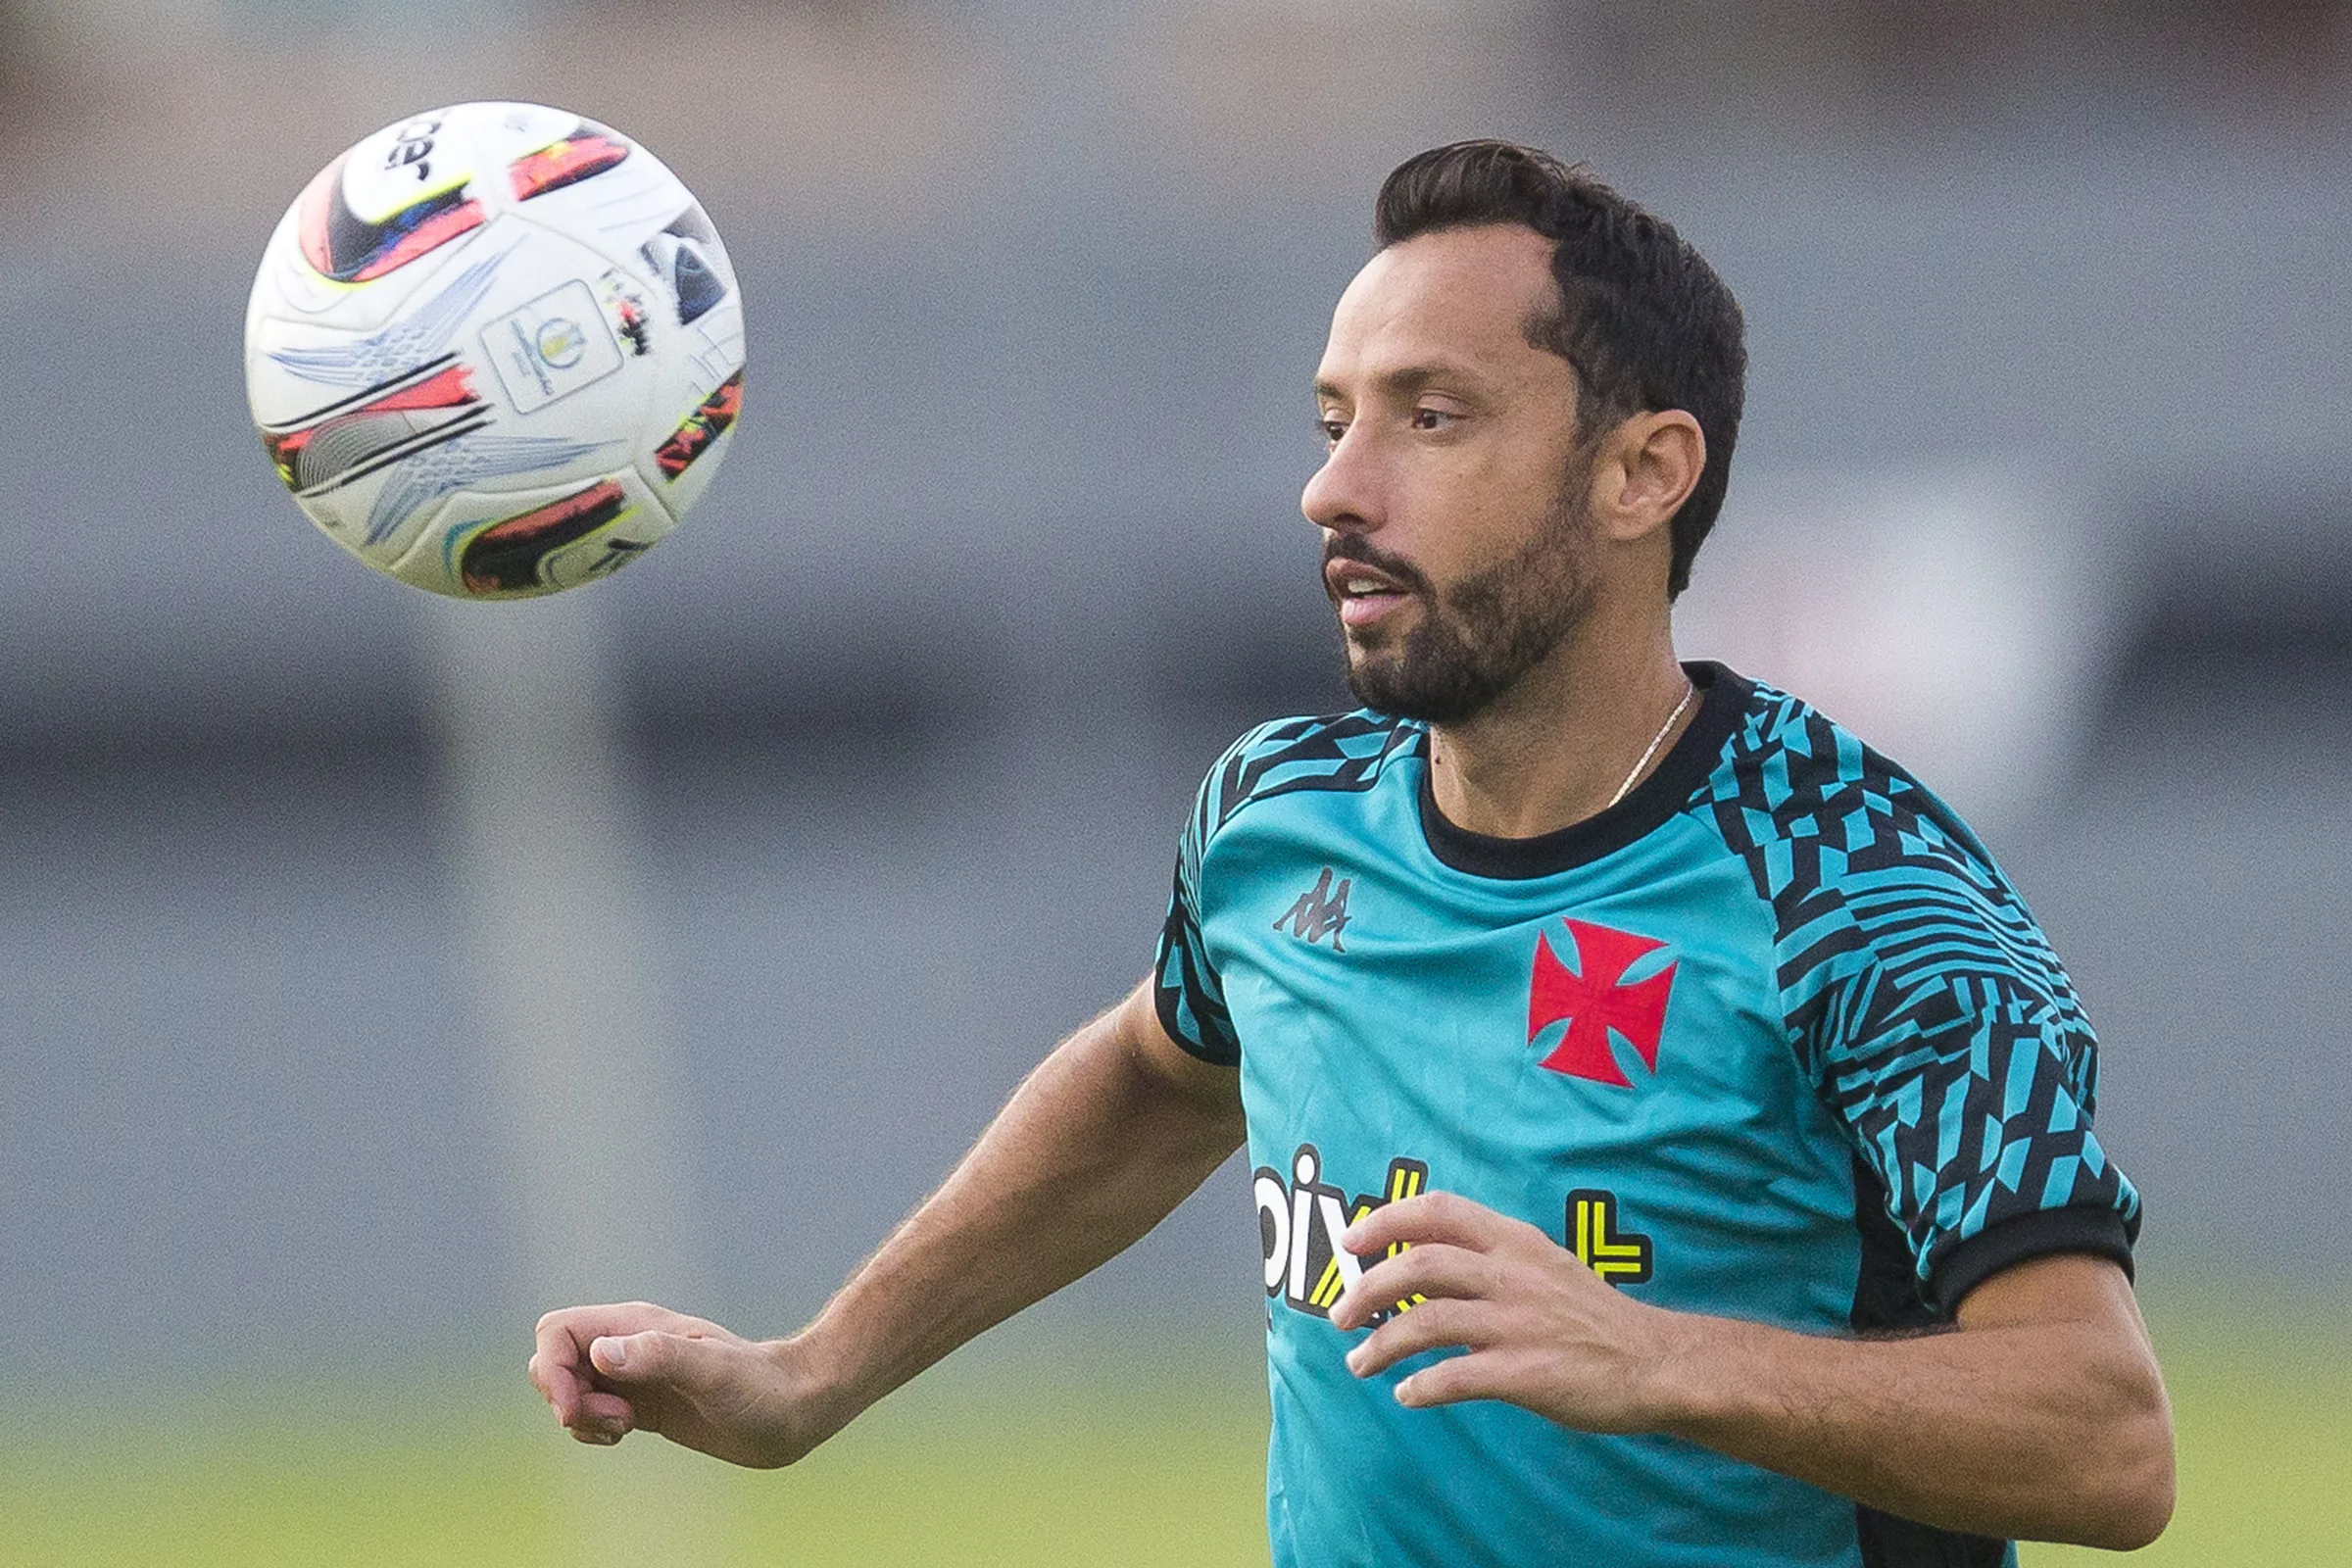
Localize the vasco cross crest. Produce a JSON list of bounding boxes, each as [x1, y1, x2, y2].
[[1527, 918, 1677, 1087]]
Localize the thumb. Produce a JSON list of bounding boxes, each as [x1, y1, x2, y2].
[[590, 1330, 723, 1388]]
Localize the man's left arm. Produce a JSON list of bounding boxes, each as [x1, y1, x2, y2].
[[1330, 1195, 2175, 1550]]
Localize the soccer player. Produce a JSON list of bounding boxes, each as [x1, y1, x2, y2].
[[530, 141, 2175, 1563]]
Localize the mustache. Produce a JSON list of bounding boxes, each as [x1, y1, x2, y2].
[[1321, 535, 1433, 599]]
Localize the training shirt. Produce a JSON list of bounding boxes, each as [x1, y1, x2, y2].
[[1152, 662, 2139, 1568]]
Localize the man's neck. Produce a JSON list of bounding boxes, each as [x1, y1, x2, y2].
[[1424, 604, 1692, 841]]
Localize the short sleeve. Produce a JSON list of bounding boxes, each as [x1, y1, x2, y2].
[[1799, 836, 2141, 1311], [1152, 750, 1244, 1067], [1151, 712, 1422, 1070], [1705, 690, 2142, 1314]]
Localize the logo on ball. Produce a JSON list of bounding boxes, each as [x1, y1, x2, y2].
[[534, 318, 587, 369]]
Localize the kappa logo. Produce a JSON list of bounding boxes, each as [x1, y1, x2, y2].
[[1274, 866, 1352, 951], [1528, 918, 1678, 1087]]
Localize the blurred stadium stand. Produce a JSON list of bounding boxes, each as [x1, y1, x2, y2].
[[0, 0, 2345, 1378]]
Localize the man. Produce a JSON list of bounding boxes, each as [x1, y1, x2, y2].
[[531, 141, 2175, 1564]]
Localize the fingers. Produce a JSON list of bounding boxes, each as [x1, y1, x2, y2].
[[1343, 1296, 1495, 1380], [536, 1301, 706, 1363], [1391, 1348, 1527, 1410], [567, 1390, 638, 1446], [1342, 1191, 1537, 1263], [529, 1328, 593, 1428], [1329, 1241, 1491, 1332], [529, 1340, 636, 1444], [530, 1302, 710, 1433]]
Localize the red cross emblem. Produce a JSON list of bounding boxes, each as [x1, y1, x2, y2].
[[1527, 918, 1677, 1087]]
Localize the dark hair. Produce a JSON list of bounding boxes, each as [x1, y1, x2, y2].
[[1374, 141, 1746, 598]]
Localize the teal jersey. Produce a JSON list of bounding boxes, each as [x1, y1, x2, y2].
[[1153, 662, 2138, 1568]]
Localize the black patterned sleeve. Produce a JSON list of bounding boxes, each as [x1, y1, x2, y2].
[[1152, 744, 1245, 1067], [1710, 695, 2141, 1310]]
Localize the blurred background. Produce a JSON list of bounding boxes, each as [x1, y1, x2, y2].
[[0, 1, 2345, 1562]]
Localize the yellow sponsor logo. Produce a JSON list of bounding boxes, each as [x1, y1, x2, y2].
[[1257, 1145, 1430, 1322], [1568, 1188, 1653, 1286], [1259, 1154, 1656, 1328]]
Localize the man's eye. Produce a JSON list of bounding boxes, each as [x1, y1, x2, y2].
[[1318, 417, 1348, 444], [1410, 408, 1454, 431]]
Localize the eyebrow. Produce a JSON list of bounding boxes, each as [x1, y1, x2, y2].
[[1313, 362, 1485, 403]]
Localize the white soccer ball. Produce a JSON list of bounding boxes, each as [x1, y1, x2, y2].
[[244, 102, 747, 598]]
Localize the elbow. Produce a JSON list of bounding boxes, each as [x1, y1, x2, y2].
[[1946, 1255, 2179, 1550], [2080, 1466, 2174, 1551], [2066, 1378, 2177, 1550], [2092, 1433, 2175, 1550], [2081, 1473, 2174, 1551]]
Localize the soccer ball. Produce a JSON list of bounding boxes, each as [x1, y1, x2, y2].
[[243, 102, 746, 598]]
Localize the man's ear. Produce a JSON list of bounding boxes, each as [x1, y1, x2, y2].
[[1588, 411, 1705, 545]]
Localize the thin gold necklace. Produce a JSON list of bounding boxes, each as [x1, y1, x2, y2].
[[1606, 681, 1695, 809]]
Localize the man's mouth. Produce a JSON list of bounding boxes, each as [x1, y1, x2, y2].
[[1324, 557, 1418, 630]]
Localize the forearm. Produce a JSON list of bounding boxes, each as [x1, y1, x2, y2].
[[1337, 1204, 2174, 1549], [789, 983, 1244, 1433], [1650, 1257, 2173, 1546]]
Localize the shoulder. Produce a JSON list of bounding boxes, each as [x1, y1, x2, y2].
[[1689, 673, 2084, 1045], [1694, 675, 2011, 907], [1187, 709, 1423, 843]]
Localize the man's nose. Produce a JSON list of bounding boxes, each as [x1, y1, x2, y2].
[[1301, 427, 1382, 535]]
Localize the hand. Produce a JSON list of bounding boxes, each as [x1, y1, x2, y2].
[[1327, 1192, 1682, 1434], [528, 1300, 843, 1468]]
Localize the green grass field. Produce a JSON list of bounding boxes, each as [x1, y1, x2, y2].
[[1, 1291, 2340, 1566]]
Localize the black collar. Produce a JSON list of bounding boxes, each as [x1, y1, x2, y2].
[[1416, 661, 1749, 880]]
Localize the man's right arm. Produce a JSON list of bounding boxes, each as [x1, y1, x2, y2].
[[528, 979, 1246, 1466]]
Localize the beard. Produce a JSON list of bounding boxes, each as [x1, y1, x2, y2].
[[1328, 478, 1598, 725]]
